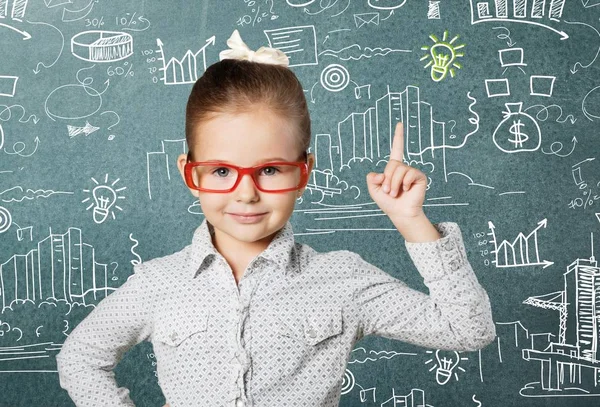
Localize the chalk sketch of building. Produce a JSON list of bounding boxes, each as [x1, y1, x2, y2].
[[0, 227, 113, 311], [146, 138, 187, 199], [324, 85, 446, 172], [521, 234, 600, 396], [381, 388, 427, 406]]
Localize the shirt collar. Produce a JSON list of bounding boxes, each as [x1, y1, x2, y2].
[[188, 218, 297, 279]]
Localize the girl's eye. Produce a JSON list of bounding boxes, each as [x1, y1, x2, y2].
[[260, 166, 280, 175], [212, 167, 230, 177]]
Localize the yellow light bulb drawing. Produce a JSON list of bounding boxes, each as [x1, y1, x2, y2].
[[421, 31, 465, 82]]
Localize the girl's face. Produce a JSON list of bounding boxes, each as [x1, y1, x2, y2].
[[177, 105, 314, 254]]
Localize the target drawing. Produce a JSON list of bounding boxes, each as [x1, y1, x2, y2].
[[0, 205, 12, 233], [340, 368, 356, 394], [320, 64, 350, 92]]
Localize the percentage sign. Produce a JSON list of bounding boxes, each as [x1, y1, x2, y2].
[[253, 6, 261, 25], [123, 61, 133, 77], [584, 189, 594, 208], [99, 16, 104, 26], [129, 12, 137, 26]]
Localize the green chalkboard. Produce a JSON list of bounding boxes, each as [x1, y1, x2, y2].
[[1, 0, 600, 405]]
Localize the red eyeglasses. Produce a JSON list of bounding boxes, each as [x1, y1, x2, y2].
[[184, 152, 309, 193]]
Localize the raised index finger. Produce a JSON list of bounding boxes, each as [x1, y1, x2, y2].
[[390, 122, 404, 162]]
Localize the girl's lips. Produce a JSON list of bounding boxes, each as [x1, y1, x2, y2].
[[228, 212, 267, 224]]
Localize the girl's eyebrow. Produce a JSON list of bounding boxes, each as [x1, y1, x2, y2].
[[209, 157, 293, 164]]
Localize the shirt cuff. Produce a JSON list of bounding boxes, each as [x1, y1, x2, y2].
[[404, 222, 469, 282]]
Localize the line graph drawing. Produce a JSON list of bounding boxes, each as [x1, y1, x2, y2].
[[488, 219, 553, 269], [155, 36, 215, 85]]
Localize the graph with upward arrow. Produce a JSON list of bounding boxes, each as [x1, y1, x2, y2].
[[155, 36, 215, 85], [488, 218, 554, 269]]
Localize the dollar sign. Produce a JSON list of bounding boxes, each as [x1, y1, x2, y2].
[[472, 394, 482, 407], [508, 119, 529, 148]]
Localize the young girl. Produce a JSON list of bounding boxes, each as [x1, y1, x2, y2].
[[56, 30, 496, 407]]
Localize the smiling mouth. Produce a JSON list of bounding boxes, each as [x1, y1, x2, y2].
[[228, 212, 267, 223]]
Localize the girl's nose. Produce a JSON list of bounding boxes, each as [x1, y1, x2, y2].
[[235, 173, 259, 202]]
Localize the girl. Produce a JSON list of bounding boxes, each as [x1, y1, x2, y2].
[[56, 30, 496, 407]]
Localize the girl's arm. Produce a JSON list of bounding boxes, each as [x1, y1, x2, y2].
[[56, 265, 153, 407], [351, 219, 496, 351], [359, 122, 495, 350]]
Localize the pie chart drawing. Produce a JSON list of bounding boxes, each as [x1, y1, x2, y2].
[[71, 30, 133, 63]]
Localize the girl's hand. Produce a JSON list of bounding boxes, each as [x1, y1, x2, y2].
[[366, 122, 428, 219], [163, 404, 170, 407]]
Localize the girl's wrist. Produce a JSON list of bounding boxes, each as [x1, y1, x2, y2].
[[390, 212, 441, 243]]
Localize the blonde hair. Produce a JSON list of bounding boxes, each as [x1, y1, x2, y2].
[[185, 59, 311, 161]]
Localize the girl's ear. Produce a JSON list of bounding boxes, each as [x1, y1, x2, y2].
[[306, 152, 315, 173], [177, 153, 200, 198], [297, 153, 315, 198], [176, 153, 188, 181]]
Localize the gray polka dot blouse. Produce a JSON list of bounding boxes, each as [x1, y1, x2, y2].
[[55, 219, 496, 406]]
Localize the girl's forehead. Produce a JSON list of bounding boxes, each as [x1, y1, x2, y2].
[[194, 110, 298, 140], [191, 114, 300, 162]]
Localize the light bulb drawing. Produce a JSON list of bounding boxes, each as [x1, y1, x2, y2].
[[425, 349, 467, 385], [82, 174, 127, 224], [420, 30, 465, 82], [92, 186, 116, 222]]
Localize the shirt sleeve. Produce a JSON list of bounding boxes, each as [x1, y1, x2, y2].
[[55, 264, 153, 407], [352, 222, 496, 351]]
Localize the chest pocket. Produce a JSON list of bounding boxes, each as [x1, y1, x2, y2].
[[154, 311, 209, 347], [277, 306, 343, 346]]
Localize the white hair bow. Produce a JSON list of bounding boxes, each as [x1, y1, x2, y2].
[[219, 29, 289, 67]]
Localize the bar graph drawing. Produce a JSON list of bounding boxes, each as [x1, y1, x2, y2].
[[488, 219, 554, 269], [0, 0, 28, 21], [0, 0, 31, 39], [469, 0, 569, 39], [155, 36, 216, 85]]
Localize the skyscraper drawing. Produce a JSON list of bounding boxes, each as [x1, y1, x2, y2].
[[1, 227, 112, 311], [333, 85, 446, 171], [523, 244, 600, 393]]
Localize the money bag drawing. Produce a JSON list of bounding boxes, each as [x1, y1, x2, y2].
[[492, 102, 541, 154]]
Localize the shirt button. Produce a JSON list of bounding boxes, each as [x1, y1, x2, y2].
[[306, 327, 317, 338], [236, 399, 245, 407]]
